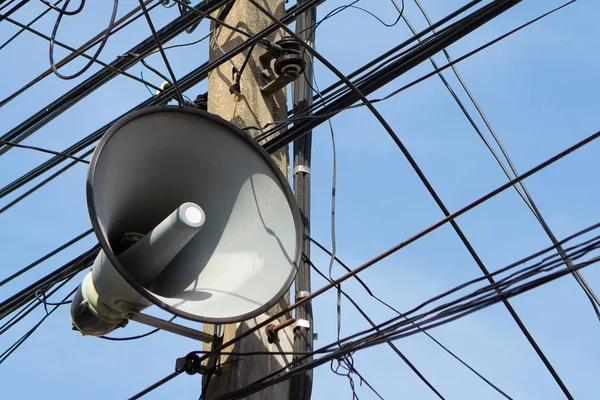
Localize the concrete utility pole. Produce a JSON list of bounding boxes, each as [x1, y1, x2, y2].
[[203, 1, 294, 398]]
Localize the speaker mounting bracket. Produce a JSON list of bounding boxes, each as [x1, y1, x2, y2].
[[123, 311, 215, 343]]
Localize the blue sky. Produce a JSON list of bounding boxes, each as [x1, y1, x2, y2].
[[1, 0, 600, 398]]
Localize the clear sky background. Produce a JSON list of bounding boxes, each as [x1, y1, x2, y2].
[[1, 0, 599, 399]]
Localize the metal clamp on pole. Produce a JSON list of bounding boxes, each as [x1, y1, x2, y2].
[[293, 318, 310, 331], [123, 311, 214, 343], [293, 165, 311, 176], [296, 290, 311, 301]]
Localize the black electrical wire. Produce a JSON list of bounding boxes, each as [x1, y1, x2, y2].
[[139, 58, 173, 86], [0, 0, 425, 222], [0, 0, 323, 346], [0, 155, 87, 215], [286, 0, 487, 120], [0, 248, 98, 336], [0, 245, 100, 321], [0, 246, 99, 335], [0, 0, 27, 23], [342, 2, 404, 28], [0, 0, 234, 154], [170, 0, 270, 47], [0, 0, 489, 261], [406, 0, 600, 320], [0, 284, 80, 365], [0, 0, 17, 12], [0, 0, 321, 209], [244, 5, 571, 394], [1, 14, 164, 91], [260, 0, 514, 149], [0, 138, 90, 163], [308, 238, 513, 399], [138, 0, 184, 105], [0, 229, 93, 287], [0, 0, 307, 161], [312, 61, 443, 400], [0, 0, 62, 51], [34, 290, 72, 316], [0, 297, 38, 333], [2, 1, 576, 332], [134, 224, 599, 400], [0, 0, 160, 111], [187, 125, 600, 398], [207, 224, 600, 399], [179, 221, 600, 365], [179, 0, 593, 369], [128, 371, 184, 400], [260, 0, 575, 141], [307, 255, 446, 399], [49, 0, 118, 79], [40, 0, 84, 16], [330, 353, 385, 400]]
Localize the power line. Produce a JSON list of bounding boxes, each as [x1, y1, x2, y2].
[[199, 221, 600, 399], [186, 125, 600, 395], [0, 245, 100, 321], [0, 0, 160, 111], [1, 14, 164, 92], [405, 0, 600, 320], [0, 0, 321, 206], [307, 256, 446, 399], [0, 0, 233, 153], [0, 138, 90, 163], [48, 0, 118, 79], [0, 0, 62, 51], [0, 229, 93, 287], [308, 238, 513, 399], [249, 0, 573, 396], [0, 0, 484, 217]]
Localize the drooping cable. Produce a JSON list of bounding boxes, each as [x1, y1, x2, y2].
[[308, 255, 446, 399], [1, 14, 164, 92], [308, 238, 513, 399], [188, 125, 600, 400], [49, 0, 118, 79], [0, 0, 234, 155], [0, 0, 159, 111], [201, 222, 600, 399], [408, 0, 600, 320], [0, 138, 90, 163], [138, 0, 184, 105], [246, 2, 575, 396]]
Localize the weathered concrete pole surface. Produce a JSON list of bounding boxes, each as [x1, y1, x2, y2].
[[203, 1, 293, 399]]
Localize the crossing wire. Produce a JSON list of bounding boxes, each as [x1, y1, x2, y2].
[[404, 0, 600, 320], [247, 1, 574, 396]]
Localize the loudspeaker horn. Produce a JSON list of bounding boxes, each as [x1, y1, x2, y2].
[[71, 106, 302, 336]]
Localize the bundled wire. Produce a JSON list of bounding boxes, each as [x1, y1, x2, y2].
[[206, 221, 600, 399], [129, 124, 600, 399], [0, 245, 99, 323], [0, 0, 484, 216]]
